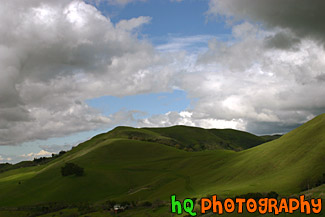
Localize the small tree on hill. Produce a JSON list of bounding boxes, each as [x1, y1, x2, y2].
[[61, 163, 84, 177]]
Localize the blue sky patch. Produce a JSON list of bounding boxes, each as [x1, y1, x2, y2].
[[86, 90, 191, 117]]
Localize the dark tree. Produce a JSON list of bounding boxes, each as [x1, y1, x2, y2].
[[141, 201, 152, 207], [59, 150, 66, 156], [61, 163, 84, 177]]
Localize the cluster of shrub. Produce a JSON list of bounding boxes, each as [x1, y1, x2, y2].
[[235, 191, 279, 200], [126, 133, 237, 152], [61, 163, 84, 177], [6, 199, 167, 216], [9, 202, 96, 217], [127, 134, 209, 152], [301, 173, 325, 191], [102, 199, 166, 212]]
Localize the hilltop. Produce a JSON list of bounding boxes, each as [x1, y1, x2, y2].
[[107, 125, 278, 151]]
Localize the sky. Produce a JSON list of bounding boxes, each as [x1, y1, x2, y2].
[[1, 0, 325, 163]]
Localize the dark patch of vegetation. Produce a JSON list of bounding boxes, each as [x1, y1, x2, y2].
[[236, 192, 264, 200], [61, 163, 84, 177], [266, 191, 279, 199], [0, 198, 171, 217], [235, 191, 279, 200], [102, 200, 116, 210], [141, 201, 153, 207], [6, 202, 71, 216], [260, 134, 282, 142], [301, 173, 325, 191]]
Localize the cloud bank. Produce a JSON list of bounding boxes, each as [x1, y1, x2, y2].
[[140, 0, 325, 134], [1, 0, 325, 150], [0, 0, 175, 146], [208, 0, 325, 44]]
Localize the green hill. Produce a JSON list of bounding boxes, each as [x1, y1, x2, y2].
[[0, 114, 324, 215], [199, 113, 325, 196], [0, 126, 277, 175]]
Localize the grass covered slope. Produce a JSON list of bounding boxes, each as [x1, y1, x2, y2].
[[0, 125, 276, 175], [0, 138, 234, 206], [198, 113, 325, 196], [0, 114, 323, 208]]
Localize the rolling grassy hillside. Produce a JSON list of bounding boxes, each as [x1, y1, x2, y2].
[[198, 113, 325, 196], [0, 126, 277, 175], [0, 114, 323, 214]]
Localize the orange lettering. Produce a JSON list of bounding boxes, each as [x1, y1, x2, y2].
[[200, 198, 211, 213], [258, 198, 268, 214], [300, 195, 311, 214], [212, 195, 223, 214], [288, 198, 299, 213], [236, 198, 245, 213], [268, 198, 279, 215], [224, 198, 235, 213], [311, 198, 322, 214], [246, 199, 257, 213], [278, 198, 288, 213]]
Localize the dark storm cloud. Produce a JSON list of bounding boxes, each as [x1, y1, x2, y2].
[[246, 121, 302, 135], [208, 0, 325, 44], [264, 31, 301, 50]]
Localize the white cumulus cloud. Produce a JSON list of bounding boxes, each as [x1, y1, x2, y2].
[[0, 0, 176, 146]]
